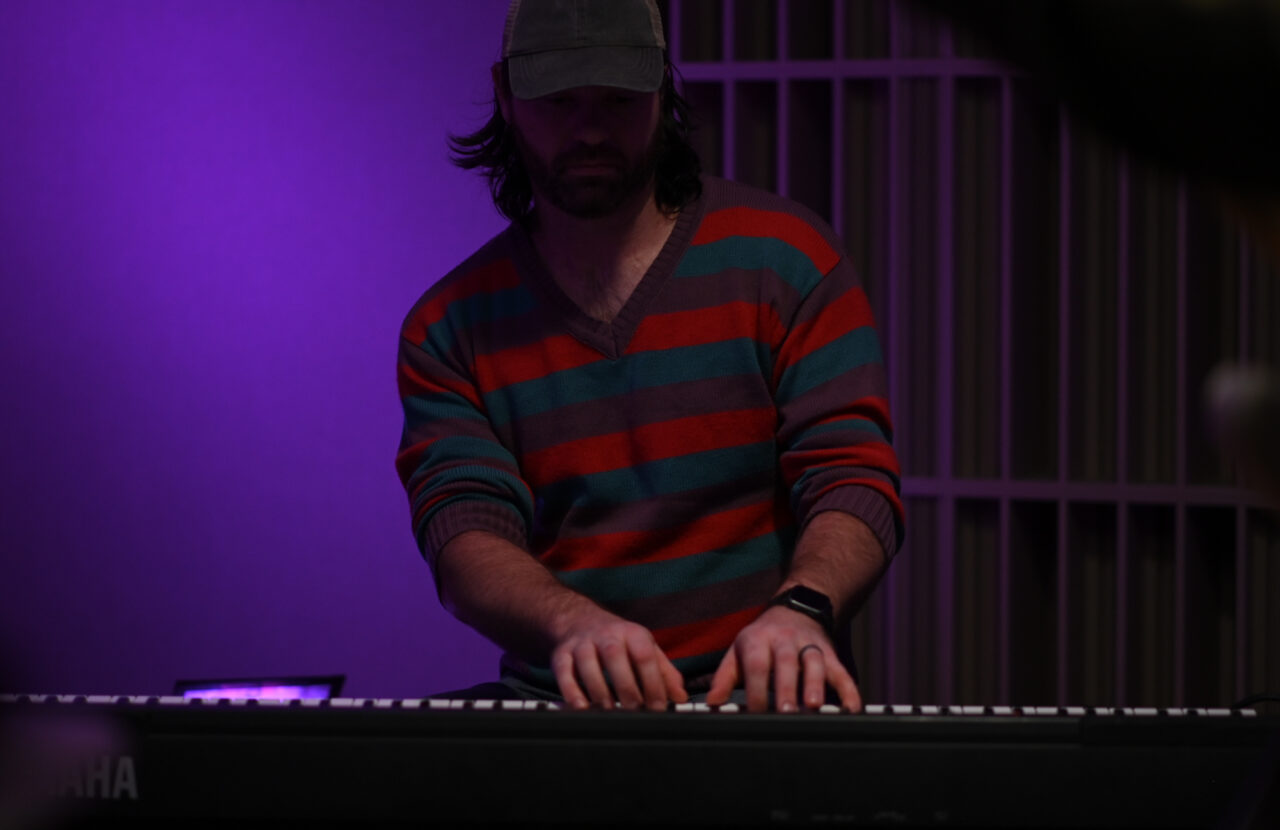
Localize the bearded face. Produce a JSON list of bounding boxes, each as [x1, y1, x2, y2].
[[504, 87, 663, 220]]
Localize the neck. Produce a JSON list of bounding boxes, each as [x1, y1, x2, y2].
[[528, 183, 678, 322]]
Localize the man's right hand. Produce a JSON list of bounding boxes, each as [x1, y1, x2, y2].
[[436, 530, 688, 711], [550, 609, 688, 711]]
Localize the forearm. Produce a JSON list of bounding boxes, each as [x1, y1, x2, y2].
[[779, 508, 887, 624], [437, 530, 609, 665]]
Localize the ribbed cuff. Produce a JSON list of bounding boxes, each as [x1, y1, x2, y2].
[[804, 485, 900, 561], [422, 499, 529, 576]]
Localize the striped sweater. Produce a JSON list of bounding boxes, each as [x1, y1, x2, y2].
[[396, 176, 903, 689]]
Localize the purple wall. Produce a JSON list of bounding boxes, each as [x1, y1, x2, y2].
[[0, 0, 513, 697]]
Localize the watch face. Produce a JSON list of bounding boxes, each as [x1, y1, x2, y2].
[[788, 584, 829, 614], [778, 586, 833, 621]]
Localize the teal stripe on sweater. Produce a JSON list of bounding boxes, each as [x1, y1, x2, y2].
[[800, 415, 888, 443], [553, 532, 787, 601], [483, 338, 765, 426], [420, 285, 538, 350], [402, 392, 489, 427], [539, 441, 777, 507], [675, 236, 825, 295], [777, 326, 883, 401]]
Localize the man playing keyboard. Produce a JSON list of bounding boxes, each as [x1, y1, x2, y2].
[[395, 0, 903, 714]]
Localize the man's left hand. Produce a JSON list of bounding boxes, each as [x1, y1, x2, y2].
[[704, 605, 861, 713]]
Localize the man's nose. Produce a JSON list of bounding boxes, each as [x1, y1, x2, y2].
[[565, 99, 613, 140]]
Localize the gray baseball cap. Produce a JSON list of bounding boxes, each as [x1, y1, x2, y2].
[[502, 0, 667, 100]]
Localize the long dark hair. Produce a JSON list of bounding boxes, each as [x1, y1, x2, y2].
[[448, 60, 702, 224]]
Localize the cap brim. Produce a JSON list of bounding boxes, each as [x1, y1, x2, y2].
[[508, 45, 664, 100]]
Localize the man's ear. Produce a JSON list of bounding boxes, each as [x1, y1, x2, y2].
[[492, 62, 512, 122]]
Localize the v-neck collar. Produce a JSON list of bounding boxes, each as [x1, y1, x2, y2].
[[510, 194, 705, 360]]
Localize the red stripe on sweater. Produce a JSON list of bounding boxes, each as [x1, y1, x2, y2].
[[402, 258, 521, 343], [397, 353, 485, 411], [692, 207, 840, 275], [781, 443, 901, 487], [628, 301, 785, 354], [773, 285, 876, 386], [656, 604, 765, 661], [809, 399, 893, 434], [523, 406, 777, 487], [540, 499, 783, 573], [473, 332, 602, 394]]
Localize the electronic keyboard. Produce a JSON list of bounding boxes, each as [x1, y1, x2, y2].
[[2, 694, 1276, 827]]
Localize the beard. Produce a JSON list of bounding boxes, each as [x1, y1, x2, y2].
[[513, 126, 662, 219]]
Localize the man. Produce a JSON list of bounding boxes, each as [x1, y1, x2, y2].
[[396, 0, 903, 713]]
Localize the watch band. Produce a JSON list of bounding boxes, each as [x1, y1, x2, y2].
[[769, 585, 835, 636]]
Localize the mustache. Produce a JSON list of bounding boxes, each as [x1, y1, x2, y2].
[[552, 145, 627, 173]]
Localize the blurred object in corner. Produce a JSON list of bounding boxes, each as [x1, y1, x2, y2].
[[1206, 363, 1280, 508], [909, 0, 1280, 263], [0, 704, 127, 830]]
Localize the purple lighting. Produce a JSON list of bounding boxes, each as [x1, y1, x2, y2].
[[182, 684, 332, 701], [0, 0, 512, 699]]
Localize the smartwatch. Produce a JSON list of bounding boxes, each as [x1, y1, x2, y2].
[[769, 585, 835, 637]]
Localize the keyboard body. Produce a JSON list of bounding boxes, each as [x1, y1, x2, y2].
[[3, 695, 1276, 827]]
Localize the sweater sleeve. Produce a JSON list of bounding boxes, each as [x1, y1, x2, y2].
[[395, 323, 534, 578], [773, 253, 904, 560]]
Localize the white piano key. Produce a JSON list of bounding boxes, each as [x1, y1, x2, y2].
[[717, 703, 741, 713], [1065, 707, 1086, 716], [472, 700, 496, 710], [890, 705, 914, 715], [1207, 708, 1232, 717], [864, 704, 886, 715], [992, 706, 1014, 716], [818, 705, 841, 715], [1134, 707, 1158, 716], [920, 705, 941, 715]]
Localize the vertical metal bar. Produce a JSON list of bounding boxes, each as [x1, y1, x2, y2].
[[1174, 503, 1186, 706], [1237, 505, 1248, 700], [1114, 153, 1131, 705], [722, 1, 736, 180], [830, 0, 847, 239], [1056, 107, 1073, 706], [936, 67, 957, 706], [1174, 181, 1190, 707], [997, 77, 1014, 703], [885, 0, 904, 704], [776, 1, 789, 197], [667, 0, 682, 64], [1236, 230, 1253, 700]]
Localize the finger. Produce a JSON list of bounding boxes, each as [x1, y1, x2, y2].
[[741, 642, 772, 713], [598, 638, 643, 709], [772, 643, 801, 713], [629, 637, 672, 710], [573, 642, 615, 708], [551, 648, 591, 710], [705, 650, 740, 705], [658, 654, 689, 704], [800, 646, 827, 709], [826, 659, 862, 712]]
